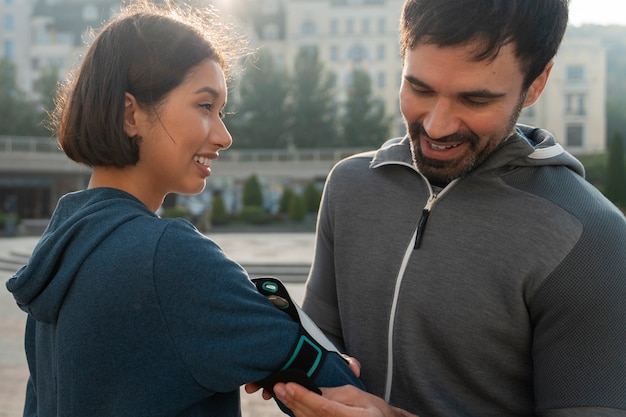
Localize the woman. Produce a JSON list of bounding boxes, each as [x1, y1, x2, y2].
[[6, 2, 361, 416]]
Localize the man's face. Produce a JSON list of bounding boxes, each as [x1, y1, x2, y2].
[[399, 41, 531, 184]]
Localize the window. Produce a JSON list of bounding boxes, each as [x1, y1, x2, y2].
[[301, 19, 316, 36], [330, 19, 338, 35], [361, 18, 370, 34], [4, 40, 14, 59], [566, 65, 585, 83], [565, 93, 586, 116], [377, 44, 385, 60], [261, 0, 279, 14], [262, 24, 279, 40], [346, 18, 354, 34], [4, 15, 14, 30], [377, 17, 385, 34], [377, 72, 385, 88], [347, 44, 367, 62], [330, 45, 339, 62], [566, 124, 584, 147]]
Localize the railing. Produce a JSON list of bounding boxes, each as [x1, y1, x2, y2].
[[0, 136, 60, 153], [0, 135, 370, 162]]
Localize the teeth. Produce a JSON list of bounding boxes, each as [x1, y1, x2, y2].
[[194, 155, 212, 167], [430, 142, 460, 150]]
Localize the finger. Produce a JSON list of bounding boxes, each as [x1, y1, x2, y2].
[[341, 355, 361, 378], [244, 383, 260, 394]]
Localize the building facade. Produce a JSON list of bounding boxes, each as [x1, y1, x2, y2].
[[0, 0, 610, 224]]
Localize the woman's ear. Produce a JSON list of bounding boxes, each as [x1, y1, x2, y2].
[[523, 60, 554, 107], [124, 92, 140, 138]]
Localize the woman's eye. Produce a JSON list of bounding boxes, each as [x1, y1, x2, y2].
[[200, 103, 213, 111]]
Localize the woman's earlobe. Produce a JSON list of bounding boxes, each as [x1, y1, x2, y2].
[[124, 92, 139, 137]]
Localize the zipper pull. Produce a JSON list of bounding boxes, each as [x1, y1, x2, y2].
[[414, 194, 437, 249]]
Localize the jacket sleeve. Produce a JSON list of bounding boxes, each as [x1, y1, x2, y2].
[[301, 173, 346, 351], [530, 206, 626, 414], [152, 220, 362, 394]]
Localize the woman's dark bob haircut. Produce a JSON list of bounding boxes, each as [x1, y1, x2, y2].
[[52, 0, 248, 168]]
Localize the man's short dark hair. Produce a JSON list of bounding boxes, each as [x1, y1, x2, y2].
[[399, 0, 569, 89]]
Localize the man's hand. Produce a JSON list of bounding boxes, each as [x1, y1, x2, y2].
[[273, 382, 419, 417]]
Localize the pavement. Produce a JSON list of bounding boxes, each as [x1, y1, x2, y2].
[[0, 233, 313, 417]]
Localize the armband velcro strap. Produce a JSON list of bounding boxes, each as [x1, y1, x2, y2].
[[252, 277, 342, 395], [255, 329, 325, 395]]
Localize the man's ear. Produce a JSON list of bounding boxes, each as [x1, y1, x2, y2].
[[124, 92, 140, 138], [523, 60, 554, 107]]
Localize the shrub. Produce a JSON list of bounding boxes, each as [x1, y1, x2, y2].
[[239, 205, 272, 225], [303, 182, 322, 214], [211, 193, 229, 225], [242, 174, 263, 207], [288, 194, 306, 223]]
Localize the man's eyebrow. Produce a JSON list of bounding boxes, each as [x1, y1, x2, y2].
[[404, 74, 506, 99]]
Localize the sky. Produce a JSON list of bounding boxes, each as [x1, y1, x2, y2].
[[568, 0, 626, 26]]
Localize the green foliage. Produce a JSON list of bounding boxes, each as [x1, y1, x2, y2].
[[279, 186, 295, 214], [289, 46, 338, 148], [242, 174, 263, 207], [239, 205, 272, 225], [605, 132, 626, 206], [226, 48, 290, 148], [160, 206, 190, 219], [33, 65, 60, 116], [211, 192, 229, 225], [340, 69, 391, 147], [0, 58, 49, 136], [577, 153, 608, 188], [303, 182, 322, 214], [288, 193, 307, 223]]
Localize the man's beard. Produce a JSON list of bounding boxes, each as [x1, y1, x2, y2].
[[408, 125, 482, 185], [407, 95, 525, 186]]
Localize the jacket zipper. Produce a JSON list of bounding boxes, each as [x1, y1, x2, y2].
[[384, 178, 458, 400], [414, 194, 437, 249]]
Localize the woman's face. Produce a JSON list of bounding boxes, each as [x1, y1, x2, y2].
[[131, 58, 232, 205]]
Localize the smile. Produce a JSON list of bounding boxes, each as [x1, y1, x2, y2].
[[194, 155, 213, 168], [428, 141, 461, 151]]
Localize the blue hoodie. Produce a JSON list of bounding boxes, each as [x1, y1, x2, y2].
[[6, 187, 362, 416]]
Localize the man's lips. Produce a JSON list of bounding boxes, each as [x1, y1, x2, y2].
[[420, 136, 466, 159]]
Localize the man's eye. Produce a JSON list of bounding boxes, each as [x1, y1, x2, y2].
[[464, 98, 489, 107]]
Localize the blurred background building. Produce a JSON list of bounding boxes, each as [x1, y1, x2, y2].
[[0, 0, 610, 225]]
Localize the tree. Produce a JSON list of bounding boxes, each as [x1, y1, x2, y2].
[[0, 58, 48, 136], [226, 48, 290, 148], [289, 46, 338, 148], [288, 193, 306, 222], [33, 65, 60, 117], [279, 186, 295, 215], [303, 182, 322, 214], [242, 174, 264, 207], [340, 69, 392, 147], [211, 192, 229, 225], [605, 132, 626, 207]]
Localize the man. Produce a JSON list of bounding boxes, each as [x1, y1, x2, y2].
[[296, 0, 626, 415]]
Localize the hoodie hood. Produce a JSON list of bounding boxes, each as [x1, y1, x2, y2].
[[6, 188, 155, 323], [371, 124, 585, 178]]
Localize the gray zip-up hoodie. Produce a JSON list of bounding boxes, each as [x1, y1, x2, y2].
[[303, 125, 626, 416]]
